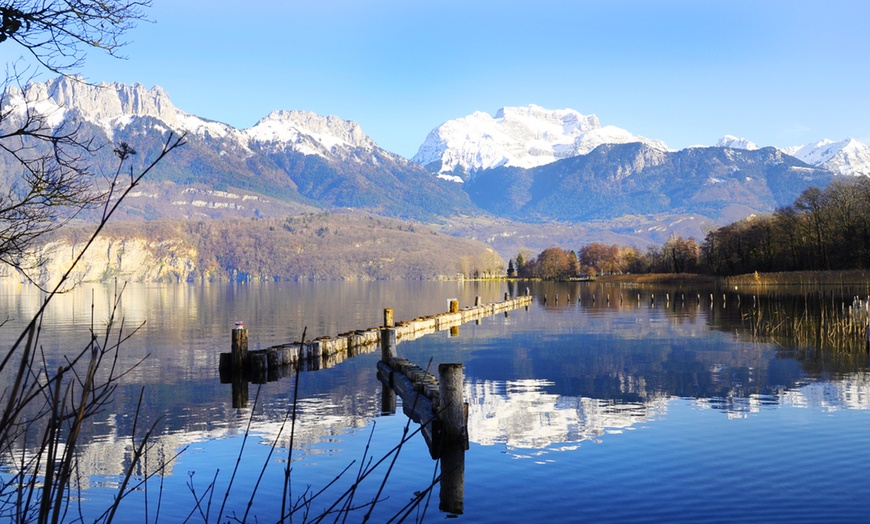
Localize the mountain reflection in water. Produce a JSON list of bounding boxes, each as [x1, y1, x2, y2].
[[2, 279, 869, 522]]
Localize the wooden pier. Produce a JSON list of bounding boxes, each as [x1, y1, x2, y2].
[[219, 292, 531, 516], [219, 293, 532, 383]]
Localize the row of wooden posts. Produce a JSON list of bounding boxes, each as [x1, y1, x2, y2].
[[218, 293, 532, 515], [219, 293, 532, 383]]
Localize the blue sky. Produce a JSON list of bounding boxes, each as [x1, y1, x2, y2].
[[3, 0, 869, 158]]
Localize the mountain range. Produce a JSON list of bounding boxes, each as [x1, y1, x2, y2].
[[2, 76, 868, 264]]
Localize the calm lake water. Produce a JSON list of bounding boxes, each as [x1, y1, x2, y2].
[[2, 279, 870, 523]]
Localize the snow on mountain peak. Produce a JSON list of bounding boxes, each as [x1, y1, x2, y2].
[[244, 110, 375, 156], [717, 135, 759, 150], [714, 133, 870, 177], [412, 104, 667, 179], [782, 137, 870, 176], [2, 77, 381, 162], [4, 76, 235, 141]]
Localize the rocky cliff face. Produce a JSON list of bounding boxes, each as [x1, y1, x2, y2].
[[3, 237, 202, 286]]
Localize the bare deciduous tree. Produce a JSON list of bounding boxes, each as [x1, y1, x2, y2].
[[0, 1, 151, 75], [0, 1, 152, 276]]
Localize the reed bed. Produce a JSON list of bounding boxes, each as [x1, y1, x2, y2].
[[725, 269, 870, 289], [597, 273, 717, 284], [739, 291, 870, 358]]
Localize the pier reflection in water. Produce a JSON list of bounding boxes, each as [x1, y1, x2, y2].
[[1, 280, 870, 522]]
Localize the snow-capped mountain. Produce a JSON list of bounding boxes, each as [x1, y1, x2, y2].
[[0, 76, 473, 222], [717, 135, 759, 151], [246, 110, 376, 157], [781, 138, 870, 177], [717, 135, 870, 177], [412, 104, 668, 181], [5, 76, 381, 163], [6, 76, 238, 141]]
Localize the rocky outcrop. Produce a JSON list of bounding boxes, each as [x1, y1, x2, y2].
[[8, 237, 201, 286]]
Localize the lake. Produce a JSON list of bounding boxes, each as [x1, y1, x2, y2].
[[2, 279, 870, 523]]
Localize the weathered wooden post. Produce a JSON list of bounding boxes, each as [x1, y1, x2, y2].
[[249, 351, 267, 384], [504, 292, 510, 301], [381, 327, 397, 364], [438, 363, 468, 446], [232, 374, 249, 409], [384, 308, 394, 328], [449, 299, 460, 313], [266, 350, 281, 381], [218, 353, 232, 382], [231, 323, 248, 372], [437, 360, 467, 513], [474, 296, 481, 307], [439, 439, 465, 515]]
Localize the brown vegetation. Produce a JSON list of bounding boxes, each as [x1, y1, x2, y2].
[[704, 178, 870, 275], [47, 211, 505, 281], [725, 269, 870, 288], [597, 273, 717, 284]]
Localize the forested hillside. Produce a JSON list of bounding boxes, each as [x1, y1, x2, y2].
[[20, 212, 504, 283]]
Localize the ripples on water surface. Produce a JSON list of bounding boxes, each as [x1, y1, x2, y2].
[[2, 280, 870, 522]]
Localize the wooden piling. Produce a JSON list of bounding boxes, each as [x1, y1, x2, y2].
[[231, 327, 248, 371], [449, 299, 460, 313], [249, 351, 267, 384], [439, 441, 465, 515], [232, 374, 248, 409], [267, 350, 281, 381], [474, 296, 481, 307], [381, 327, 397, 363], [219, 353, 232, 383], [384, 308, 394, 328], [380, 380, 396, 415], [438, 363, 467, 447]]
